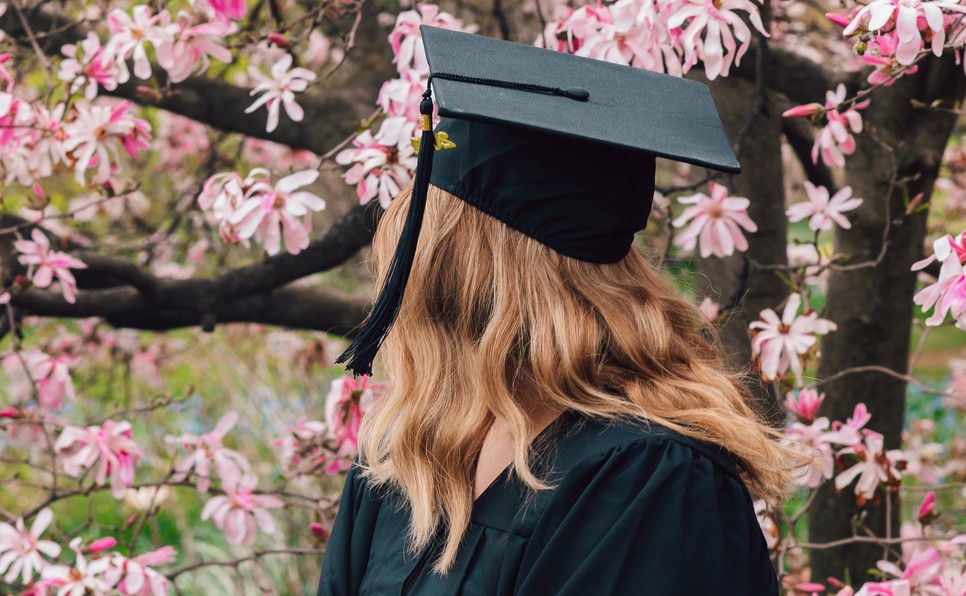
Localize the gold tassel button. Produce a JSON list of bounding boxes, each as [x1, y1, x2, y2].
[[411, 131, 457, 153]]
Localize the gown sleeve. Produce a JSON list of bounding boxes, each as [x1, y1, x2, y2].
[[317, 464, 368, 596], [514, 437, 778, 596]]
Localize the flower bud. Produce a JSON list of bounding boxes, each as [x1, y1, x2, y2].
[[782, 103, 824, 119]]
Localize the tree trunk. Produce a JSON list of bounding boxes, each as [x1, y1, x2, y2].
[[809, 56, 966, 584], [697, 77, 790, 425]]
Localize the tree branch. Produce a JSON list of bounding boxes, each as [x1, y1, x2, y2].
[[0, 8, 393, 154]]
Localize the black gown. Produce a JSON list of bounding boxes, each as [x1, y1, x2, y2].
[[317, 411, 778, 595]]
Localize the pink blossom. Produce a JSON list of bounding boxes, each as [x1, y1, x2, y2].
[[377, 69, 426, 120], [106, 546, 175, 596], [165, 411, 251, 493], [667, 0, 769, 79], [3, 348, 79, 409], [835, 430, 904, 505], [200, 473, 283, 545], [336, 122, 418, 208], [862, 31, 920, 86], [917, 491, 937, 524], [877, 548, 943, 592], [913, 231, 966, 328], [245, 54, 316, 133], [697, 297, 720, 325], [672, 181, 758, 258], [55, 420, 143, 499], [102, 6, 174, 83], [786, 411, 862, 488], [784, 387, 825, 423], [228, 169, 326, 256], [795, 584, 826, 596], [13, 229, 87, 304], [324, 374, 385, 474], [156, 11, 234, 83], [62, 100, 152, 185], [86, 537, 117, 554], [40, 537, 115, 595], [811, 84, 870, 168], [59, 32, 120, 100], [843, 0, 966, 65], [272, 417, 328, 473], [750, 294, 837, 384], [203, 0, 248, 21], [787, 182, 863, 231], [389, 4, 470, 74], [0, 507, 61, 584], [782, 103, 824, 119]]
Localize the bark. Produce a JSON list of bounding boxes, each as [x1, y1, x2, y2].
[[809, 56, 966, 583], [695, 76, 790, 425]]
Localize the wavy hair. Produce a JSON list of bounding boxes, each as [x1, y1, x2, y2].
[[358, 185, 798, 573]]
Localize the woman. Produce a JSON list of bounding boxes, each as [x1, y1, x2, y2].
[[319, 26, 795, 596]]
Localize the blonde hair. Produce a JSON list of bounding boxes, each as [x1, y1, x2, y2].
[[358, 185, 796, 573]]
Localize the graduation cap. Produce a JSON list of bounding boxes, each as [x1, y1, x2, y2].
[[337, 25, 740, 376]]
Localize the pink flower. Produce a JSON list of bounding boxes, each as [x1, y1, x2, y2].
[[862, 31, 920, 86], [784, 387, 825, 423], [272, 417, 328, 474], [877, 548, 943, 592], [811, 84, 870, 168], [913, 231, 966, 328], [750, 294, 837, 384], [667, 0, 769, 79], [917, 491, 936, 524], [336, 122, 418, 208], [102, 6, 174, 83], [0, 508, 61, 584], [204, 0, 248, 21], [697, 297, 720, 325], [62, 100, 152, 185], [55, 420, 143, 499], [782, 103, 824, 119], [200, 473, 283, 546], [165, 411, 251, 493], [156, 11, 234, 83], [377, 69, 426, 120], [672, 181, 758, 258], [843, 0, 966, 65], [106, 546, 175, 596], [795, 583, 826, 596], [787, 182, 863, 231], [786, 411, 861, 488], [13, 229, 87, 304], [228, 169, 326, 256], [40, 537, 114, 594], [835, 430, 904, 505], [324, 374, 385, 474], [245, 53, 316, 133], [389, 4, 470, 74], [59, 32, 120, 100], [3, 348, 79, 409]]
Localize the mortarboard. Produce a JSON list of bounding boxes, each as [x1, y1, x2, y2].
[[337, 25, 740, 376]]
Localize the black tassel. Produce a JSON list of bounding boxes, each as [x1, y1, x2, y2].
[[337, 92, 438, 376]]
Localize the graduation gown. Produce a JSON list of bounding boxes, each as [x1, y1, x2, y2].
[[317, 411, 778, 595]]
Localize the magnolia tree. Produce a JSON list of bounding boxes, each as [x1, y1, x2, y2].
[[0, 0, 965, 593]]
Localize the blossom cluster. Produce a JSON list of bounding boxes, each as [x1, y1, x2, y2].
[[273, 374, 386, 476], [913, 230, 966, 329], [336, 5, 473, 207], [0, 514, 175, 595], [536, 0, 768, 80], [198, 167, 326, 256]]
